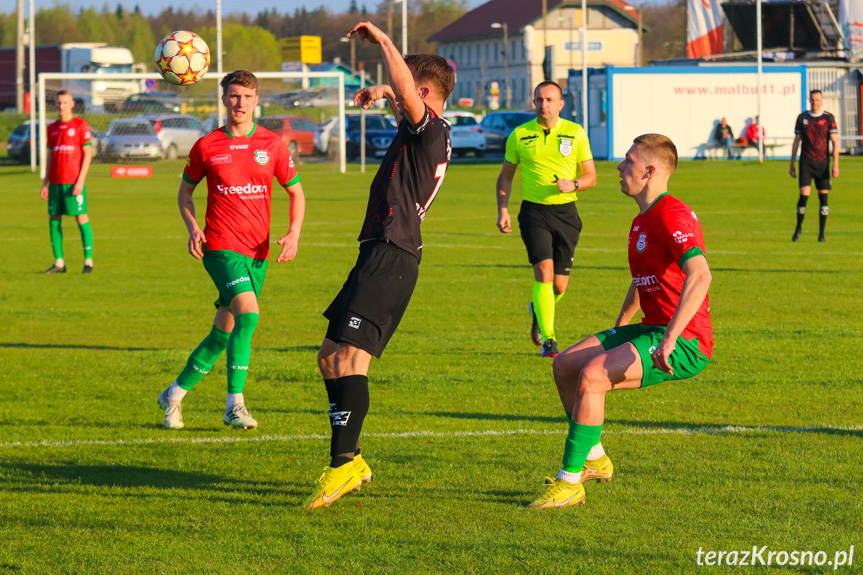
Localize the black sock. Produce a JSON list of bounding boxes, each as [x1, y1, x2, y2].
[[324, 378, 338, 425], [796, 194, 809, 230], [329, 375, 370, 468], [818, 193, 828, 236]]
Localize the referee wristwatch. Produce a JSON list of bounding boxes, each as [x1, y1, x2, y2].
[[573, 180, 579, 191]]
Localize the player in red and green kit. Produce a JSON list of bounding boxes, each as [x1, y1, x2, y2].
[[40, 90, 94, 274], [530, 133, 713, 508], [157, 70, 306, 430]]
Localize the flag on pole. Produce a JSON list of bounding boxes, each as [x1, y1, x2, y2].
[[840, 0, 863, 60], [687, 0, 724, 58]]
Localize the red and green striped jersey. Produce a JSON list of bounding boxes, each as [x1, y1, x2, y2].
[[183, 124, 300, 259], [628, 193, 713, 358], [47, 117, 91, 184]]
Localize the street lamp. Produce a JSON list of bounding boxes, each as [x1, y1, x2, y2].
[[490, 22, 510, 108], [395, 0, 408, 56], [340, 36, 356, 79]]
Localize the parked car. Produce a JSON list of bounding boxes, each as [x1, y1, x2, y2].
[[257, 115, 319, 157], [122, 92, 181, 114], [99, 118, 163, 161], [443, 111, 487, 158], [480, 111, 534, 152], [6, 121, 39, 164], [133, 114, 203, 159], [327, 113, 398, 160], [270, 90, 315, 109], [314, 116, 339, 154]]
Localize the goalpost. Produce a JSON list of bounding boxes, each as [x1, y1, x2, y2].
[[35, 70, 348, 178]]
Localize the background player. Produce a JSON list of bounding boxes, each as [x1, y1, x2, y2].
[[305, 21, 454, 509], [790, 89, 839, 242], [495, 81, 596, 358], [40, 90, 94, 274], [157, 70, 306, 431], [530, 134, 712, 509]]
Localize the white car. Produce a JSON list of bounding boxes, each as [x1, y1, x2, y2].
[[443, 111, 487, 158], [314, 116, 339, 154]]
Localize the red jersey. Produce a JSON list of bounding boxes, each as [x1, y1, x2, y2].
[[47, 117, 92, 184], [628, 194, 713, 358], [183, 125, 299, 259]]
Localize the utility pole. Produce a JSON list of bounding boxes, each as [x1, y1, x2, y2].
[[16, 0, 25, 113], [638, 5, 643, 66]]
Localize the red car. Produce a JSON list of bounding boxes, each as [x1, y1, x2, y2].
[[257, 116, 319, 157]]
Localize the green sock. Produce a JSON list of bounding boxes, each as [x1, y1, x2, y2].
[[176, 325, 230, 390], [78, 221, 93, 260], [226, 312, 259, 394], [532, 281, 555, 341], [555, 292, 564, 304], [49, 219, 64, 260], [562, 420, 603, 473]]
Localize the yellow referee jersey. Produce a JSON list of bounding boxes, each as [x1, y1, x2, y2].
[[504, 118, 593, 205]]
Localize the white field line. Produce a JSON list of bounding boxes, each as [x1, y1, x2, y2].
[[1, 424, 861, 450]]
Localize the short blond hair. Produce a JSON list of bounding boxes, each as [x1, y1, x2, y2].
[[633, 133, 678, 173]]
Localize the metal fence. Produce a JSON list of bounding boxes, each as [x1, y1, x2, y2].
[[35, 71, 349, 176]]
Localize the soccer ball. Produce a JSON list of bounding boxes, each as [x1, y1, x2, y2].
[[155, 31, 210, 85]]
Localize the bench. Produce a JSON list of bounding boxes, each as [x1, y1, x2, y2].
[[694, 141, 782, 160]]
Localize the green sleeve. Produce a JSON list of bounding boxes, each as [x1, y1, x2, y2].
[[576, 124, 594, 162], [679, 246, 705, 268], [283, 174, 301, 188], [504, 129, 519, 165]]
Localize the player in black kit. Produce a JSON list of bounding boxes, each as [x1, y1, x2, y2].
[[790, 90, 839, 242], [304, 21, 455, 509]]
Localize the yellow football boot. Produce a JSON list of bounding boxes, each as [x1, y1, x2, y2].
[[529, 478, 586, 509], [303, 462, 363, 509], [581, 454, 614, 483], [353, 454, 372, 484]]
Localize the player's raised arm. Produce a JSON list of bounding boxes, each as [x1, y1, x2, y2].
[[177, 180, 205, 259], [354, 84, 402, 124], [347, 21, 425, 126], [276, 182, 306, 263]]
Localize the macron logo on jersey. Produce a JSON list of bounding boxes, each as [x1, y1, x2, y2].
[[216, 183, 268, 195]]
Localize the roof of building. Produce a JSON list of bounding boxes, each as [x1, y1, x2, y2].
[[428, 0, 640, 43]]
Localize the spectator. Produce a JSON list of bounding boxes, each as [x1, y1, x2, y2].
[[712, 117, 734, 159]]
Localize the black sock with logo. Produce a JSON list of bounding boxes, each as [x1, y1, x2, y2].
[[329, 374, 370, 468], [324, 378, 338, 425], [818, 193, 828, 237], [796, 194, 809, 230]]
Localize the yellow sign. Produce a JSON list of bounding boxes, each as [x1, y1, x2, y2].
[[279, 36, 322, 64]]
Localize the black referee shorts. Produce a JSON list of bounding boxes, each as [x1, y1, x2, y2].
[[517, 200, 582, 276], [799, 158, 831, 191], [324, 240, 419, 358]]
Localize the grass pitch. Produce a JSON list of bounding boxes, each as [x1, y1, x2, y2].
[[0, 156, 861, 574]]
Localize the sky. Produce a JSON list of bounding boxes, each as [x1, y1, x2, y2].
[[1, 0, 490, 17]]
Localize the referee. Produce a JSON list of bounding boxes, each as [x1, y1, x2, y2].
[[790, 89, 839, 242], [496, 81, 597, 357]]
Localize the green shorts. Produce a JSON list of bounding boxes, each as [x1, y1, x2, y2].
[[202, 249, 268, 309], [595, 324, 710, 388], [48, 183, 87, 216]]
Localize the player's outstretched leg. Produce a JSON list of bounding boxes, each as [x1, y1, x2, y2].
[[158, 325, 230, 429]]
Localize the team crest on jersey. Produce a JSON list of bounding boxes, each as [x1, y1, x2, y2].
[[559, 138, 573, 157], [68, 128, 76, 136], [254, 149, 269, 165], [802, 119, 809, 125], [636, 232, 647, 252]]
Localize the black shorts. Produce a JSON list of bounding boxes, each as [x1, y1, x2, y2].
[[517, 200, 582, 276], [323, 241, 419, 358], [799, 158, 831, 191]]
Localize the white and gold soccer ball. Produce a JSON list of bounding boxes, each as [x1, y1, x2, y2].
[[155, 31, 210, 85]]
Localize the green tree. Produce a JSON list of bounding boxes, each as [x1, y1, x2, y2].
[[0, 11, 18, 47], [198, 23, 280, 71], [35, 4, 85, 44]]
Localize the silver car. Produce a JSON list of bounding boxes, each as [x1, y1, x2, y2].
[[100, 119, 163, 161], [133, 114, 204, 159]]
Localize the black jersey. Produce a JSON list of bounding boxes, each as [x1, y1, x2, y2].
[[795, 111, 837, 163], [358, 105, 451, 262]]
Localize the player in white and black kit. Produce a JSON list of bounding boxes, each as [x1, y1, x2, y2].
[[790, 90, 839, 242], [304, 21, 455, 509]]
